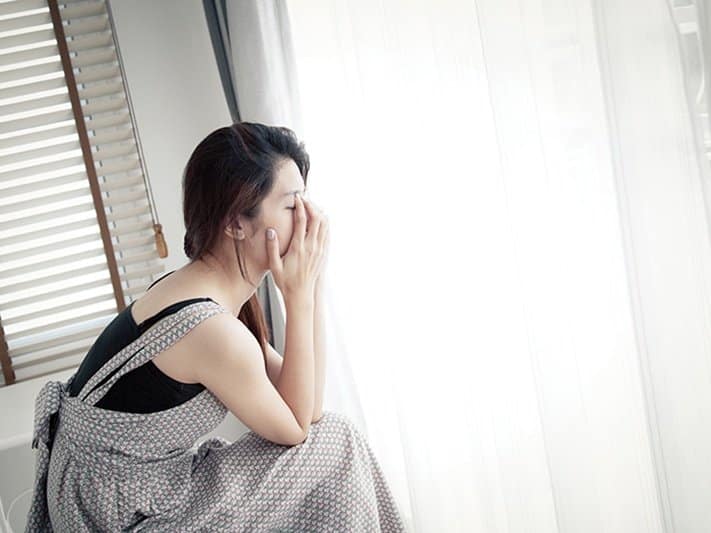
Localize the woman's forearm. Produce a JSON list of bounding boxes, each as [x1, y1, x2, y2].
[[312, 278, 326, 422], [277, 292, 315, 434]]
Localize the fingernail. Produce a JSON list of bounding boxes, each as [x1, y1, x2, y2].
[[266, 228, 275, 240]]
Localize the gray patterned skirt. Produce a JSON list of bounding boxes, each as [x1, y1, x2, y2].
[[25, 301, 408, 532]]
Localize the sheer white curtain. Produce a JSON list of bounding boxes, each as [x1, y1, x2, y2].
[[283, 0, 711, 531], [216, 0, 371, 437]]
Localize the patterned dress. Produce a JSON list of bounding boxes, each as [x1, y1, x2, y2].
[[25, 300, 407, 532]]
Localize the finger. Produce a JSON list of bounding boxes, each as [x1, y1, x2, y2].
[[316, 218, 328, 260], [317, 222, 330, 273], [292, 193, 307, 250], [302, 196, 318, 230], [316, 213, 328, 248], [265, 227, 282, 273], [302, 197, 321, 248]]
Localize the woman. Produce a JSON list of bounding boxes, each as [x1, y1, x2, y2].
[[25, 122, 407, 532]]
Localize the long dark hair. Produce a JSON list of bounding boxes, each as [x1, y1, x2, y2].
[[182, 122, 310, 360]]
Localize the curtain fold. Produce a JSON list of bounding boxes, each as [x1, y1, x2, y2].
[[201, 0, 369, 441], [202, 0, 240, 123]]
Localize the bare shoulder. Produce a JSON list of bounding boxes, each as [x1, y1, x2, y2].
[[186, 311, 258, 361], [186, 310, 283, 388]]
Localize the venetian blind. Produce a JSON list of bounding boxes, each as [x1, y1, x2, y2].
[[0, 0, 169, 387]]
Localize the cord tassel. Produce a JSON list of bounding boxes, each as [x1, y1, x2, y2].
[[154, 223, 168, 258]]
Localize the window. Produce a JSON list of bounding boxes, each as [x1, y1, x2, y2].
[[0, 0, 168, 386]]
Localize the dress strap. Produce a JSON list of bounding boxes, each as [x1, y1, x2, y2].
[[78, 300, 228, 405]]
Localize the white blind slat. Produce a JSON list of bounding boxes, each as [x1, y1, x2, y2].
[[0, 262, 112, 297], [116, 248, 161, 266], [0, 0, 48, 17], [0, 27, 55, 50], [9, 352, 86, 385], [0, 74, 66, 102], [62, 14, 109, 39], [0, 248, 107, 278], [11, 323, 108, 362], [77, 79, 123, 100], [0, 107, 76, 137], [0, 213, 96, 247], [0, 41, 58, 68], [92, 139, 138, 162], [0, 91, 69, 117], [82, 96, 126, 116], [105, 204, 153, 222], [1, 199, 93, 232], [60, 1, 106, 21], [89, 125, 134, 147], [113, 233, 155, 251], [73, 63, 121, 85], [0, 266, 161, 308], [65, 30, 113, 53], [0, 122, 75, 152], [93, 154, 139, 176], [70, 47, 115, 69], [3, 232, 100, 263], [4, 293, 117, 329], [0, 58, 62, 85], [0, 273, 108, 308], [108, 218, 153, 236], [0, 11, 51, 33], [0, 135, 79, 166], [1, 167, 83, 194], [0, 153, 84, 181], [101, 172, 142, 191], [102, 188, 148, 207]]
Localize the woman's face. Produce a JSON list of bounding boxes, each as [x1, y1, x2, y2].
[[237, 158, 307, 268]]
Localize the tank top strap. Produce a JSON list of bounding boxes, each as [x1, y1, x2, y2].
[[78, 300, 228, 405]]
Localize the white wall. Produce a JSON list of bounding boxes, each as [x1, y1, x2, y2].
[[111, 0, 232, 275], [0, 1, 244, 529]]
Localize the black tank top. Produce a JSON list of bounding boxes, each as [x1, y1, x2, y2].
[[68, 271, 215, 413]]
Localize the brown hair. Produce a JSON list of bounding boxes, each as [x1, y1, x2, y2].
[[182, 122, 310, 363]]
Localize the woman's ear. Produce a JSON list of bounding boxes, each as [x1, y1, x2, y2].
[[224, 218, 246, 240]]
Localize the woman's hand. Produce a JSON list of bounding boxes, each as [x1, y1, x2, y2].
[[266, 193, 329, 301], [304, 197, 330, 286]]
